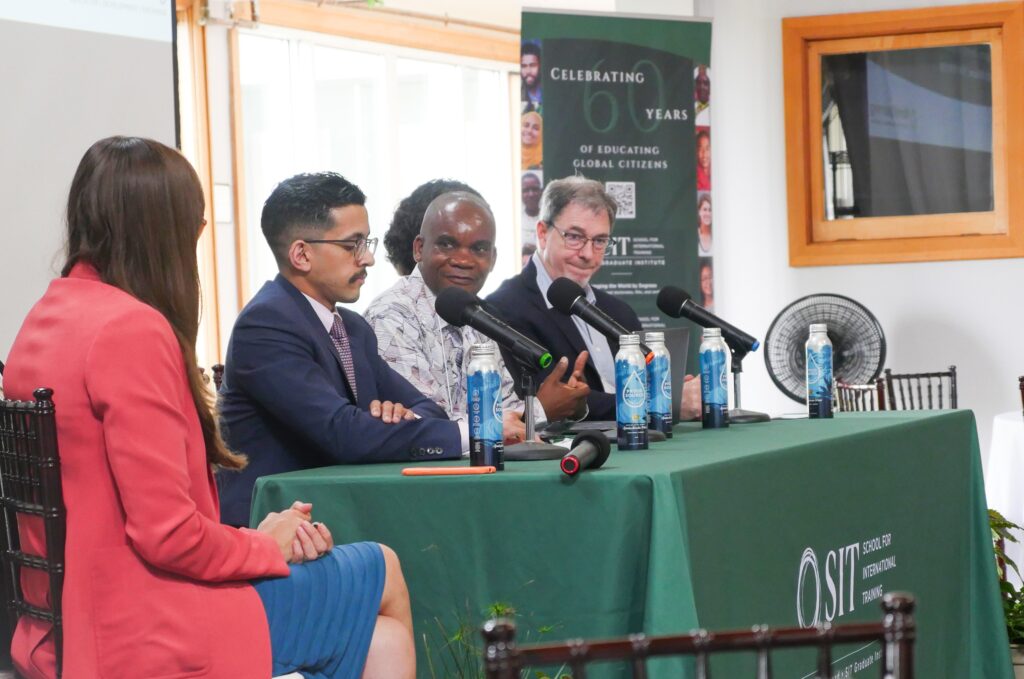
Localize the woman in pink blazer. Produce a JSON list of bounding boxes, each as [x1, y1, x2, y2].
[[4, 137, 415, 678]]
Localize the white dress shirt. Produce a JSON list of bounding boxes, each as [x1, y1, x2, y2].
[[531, 253, 616, 393]]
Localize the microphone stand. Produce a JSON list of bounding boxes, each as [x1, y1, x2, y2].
[[503, 363, 567, 461], [729, 346, 771, 424]]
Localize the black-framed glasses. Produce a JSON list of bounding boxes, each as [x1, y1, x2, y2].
[[545, 223, 616, 253], [305, 237, 378, 259]]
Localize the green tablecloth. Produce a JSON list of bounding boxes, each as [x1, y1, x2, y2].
[[251, 411, 1012, 678]]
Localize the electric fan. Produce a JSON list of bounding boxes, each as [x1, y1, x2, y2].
[[764, 294, 886, 404]]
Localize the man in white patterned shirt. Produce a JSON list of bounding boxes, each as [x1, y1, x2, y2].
[[365, 192, 589, 441]]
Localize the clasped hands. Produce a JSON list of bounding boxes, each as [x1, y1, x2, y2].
[[257, 501, 334, 564]]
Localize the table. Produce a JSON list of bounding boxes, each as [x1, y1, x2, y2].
[[252, 412, 1011, 678], [986, 411, 1024, 588]]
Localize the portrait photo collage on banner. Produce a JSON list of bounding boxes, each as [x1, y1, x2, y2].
[[695, 63, 713, 311], [521, 39, 543, 266]]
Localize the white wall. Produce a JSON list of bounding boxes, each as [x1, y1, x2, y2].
[[699, 0, 1024, 456], [0, 8, 177, 365]]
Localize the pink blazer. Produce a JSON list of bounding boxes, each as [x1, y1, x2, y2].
[[4, 263, 290, 678]]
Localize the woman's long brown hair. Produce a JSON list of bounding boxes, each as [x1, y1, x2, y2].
[[62, 136, 246, 470]]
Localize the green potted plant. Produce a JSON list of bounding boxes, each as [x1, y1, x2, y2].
[[424, 601, 569, 679], [991, 509, 1024, 677]]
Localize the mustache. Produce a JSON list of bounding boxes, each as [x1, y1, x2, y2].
[[349, 269, 367, 283]]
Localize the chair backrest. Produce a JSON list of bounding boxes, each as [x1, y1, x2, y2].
[[0, 388, 66, 678], [836, 379, 886, 412], [482, 593, 915, 679], [212, 364, 225, 392], [1019, 376, 1023, 415], [883, 366, 957, 410]]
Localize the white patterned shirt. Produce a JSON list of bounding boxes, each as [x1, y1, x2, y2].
[[364, 267, 544, 423]]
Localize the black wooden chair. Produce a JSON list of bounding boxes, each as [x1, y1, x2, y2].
[[0, 388, 66, 677], [482, 593, 915, 679], [198, 365, 224, 393], [212, 364, 225, 392], [883, 366, 957, 410], [836, 379, 886, 412]]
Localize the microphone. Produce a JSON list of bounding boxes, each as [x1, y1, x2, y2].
[[656, 286, 760, 355], [435, 287, 553, 371], [560, 431, 612, 476], [547, 278, 650, 355]]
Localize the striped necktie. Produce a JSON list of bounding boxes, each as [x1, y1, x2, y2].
[[329, 313, 358, 401]]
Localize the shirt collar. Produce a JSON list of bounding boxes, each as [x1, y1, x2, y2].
[[531, 252, 596, 309], [412, 265, 464, 332], [301, 292, 337, 333], [410, 265, 432, 300]]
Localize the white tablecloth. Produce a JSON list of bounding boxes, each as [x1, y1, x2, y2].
[[985, 411, 1024, 587]]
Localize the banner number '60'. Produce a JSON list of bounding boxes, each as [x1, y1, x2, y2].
[[583, 59, 666, 134]]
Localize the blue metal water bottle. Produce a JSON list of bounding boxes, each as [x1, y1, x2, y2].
[[644, 331, 673, 437], [806, 323, 834, 419], [615, 334, 649, 450], [699, 327, 729, 428], [467, 342, 504, 469]]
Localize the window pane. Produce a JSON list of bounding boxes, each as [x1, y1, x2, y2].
[[239, 33, 295, 295], [392, 58, 516, 302], [821, 44, 993, 220], [238, 32, 514, 313]]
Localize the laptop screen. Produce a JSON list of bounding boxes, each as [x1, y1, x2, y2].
[[660, 327, 690, 418]]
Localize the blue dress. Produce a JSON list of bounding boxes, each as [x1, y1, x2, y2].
[[254, 542, 385, 679]]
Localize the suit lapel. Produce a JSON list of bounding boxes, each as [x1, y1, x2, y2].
[[274, 275, 358, 402]]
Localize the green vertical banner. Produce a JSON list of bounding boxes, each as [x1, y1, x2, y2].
[[521, 11, 714, 359]]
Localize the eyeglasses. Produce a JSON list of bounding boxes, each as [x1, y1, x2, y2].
[[545, 223, 616, 253], [305, 237, 378, 259]]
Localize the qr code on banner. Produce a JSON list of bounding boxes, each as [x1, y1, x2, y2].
[[605, 181, 636, 219]]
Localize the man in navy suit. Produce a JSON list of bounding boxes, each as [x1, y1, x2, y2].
[[217, 172, 461, 526], [487, 176, 700, 422]]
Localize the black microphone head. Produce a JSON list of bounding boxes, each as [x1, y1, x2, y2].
[[656, 286, 692, 318], [572, 430, 611, 469], [547, 277, 586, 315], [435, 286, 477, 327]]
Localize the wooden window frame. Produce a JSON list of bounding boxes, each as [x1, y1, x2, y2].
[[782, 2, 1024, 266], [245, 0, 518, 63], [176, 0, 223, 362]]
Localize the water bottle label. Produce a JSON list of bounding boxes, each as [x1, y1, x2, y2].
[[700, 348, 729, 429], [616, 358, 649, 450], [647, 355, 673, 434], [468, 370, 504, 465], [807, 345, 833, 419], [700, 350, 728, 406]]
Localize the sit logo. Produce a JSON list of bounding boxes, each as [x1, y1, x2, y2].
[[796, 542, 860, 628]]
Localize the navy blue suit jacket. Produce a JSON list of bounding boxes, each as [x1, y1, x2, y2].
[[485, 260, 641, 421], [217, 275, 460, 526]]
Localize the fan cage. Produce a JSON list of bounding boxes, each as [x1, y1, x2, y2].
[[764, 293, 886, 404]]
